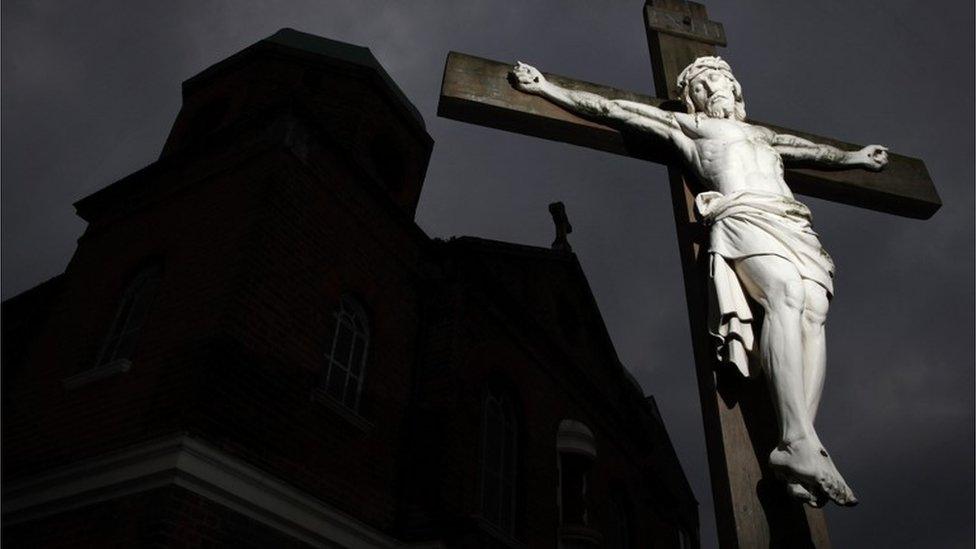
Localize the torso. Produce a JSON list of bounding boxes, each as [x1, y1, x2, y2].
[[676, 115, 793, 197]]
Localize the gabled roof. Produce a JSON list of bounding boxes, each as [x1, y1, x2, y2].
[[443, 236, 698, 514], [446, 236, 629, 381]]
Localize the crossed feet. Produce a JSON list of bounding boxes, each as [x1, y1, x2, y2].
[[769, 435, 857, 507]]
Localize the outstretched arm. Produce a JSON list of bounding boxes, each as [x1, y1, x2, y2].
[[510, 62, 681, 142], [772, 132, 888, 171]]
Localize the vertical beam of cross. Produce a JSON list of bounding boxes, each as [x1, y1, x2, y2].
[[642, 1, 830, 547], [440, 2, 937, 544]]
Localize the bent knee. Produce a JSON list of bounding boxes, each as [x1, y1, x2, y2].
[[765, 278, 806, 314], [802, 305, 828, 326], [802, 284, 830, 325]]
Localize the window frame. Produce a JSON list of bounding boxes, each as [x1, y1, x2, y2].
[[93, 265, 162, 369], [480, 389, 518, 537], [64, 264, 162, 390], [555, 419, 596, 528], [321, 296, 370, 411]]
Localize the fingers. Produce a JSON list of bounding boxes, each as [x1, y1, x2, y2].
[[510, 62, 544, 93], [511, 63, 531, 86], [865, 145, 889, 169]]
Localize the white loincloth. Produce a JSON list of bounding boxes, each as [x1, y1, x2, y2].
[[695, 190, 835, 377]]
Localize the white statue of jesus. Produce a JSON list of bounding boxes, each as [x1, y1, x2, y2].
[[511, 57, 888, 507]]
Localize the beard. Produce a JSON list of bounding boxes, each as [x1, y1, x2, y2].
[[705, 95, 735, 119]]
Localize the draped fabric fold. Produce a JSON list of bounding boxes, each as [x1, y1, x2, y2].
[[695, 190, 835, 377]]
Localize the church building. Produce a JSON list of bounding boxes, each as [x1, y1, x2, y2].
[[2, 29, 699, 548]]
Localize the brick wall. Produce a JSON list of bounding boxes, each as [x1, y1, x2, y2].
[[2, 30, 696, 548], [399, 242, 693, 547], [3, 33, 434, 537]]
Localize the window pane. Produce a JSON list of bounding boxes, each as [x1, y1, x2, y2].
[[111, 332, 138, 362], [352, 314, 366, 333], [97, 269, 161, 366], [486, 410, 501, 473], [481, 393, 518, 533], [99, 293, 137, 362], [505, 450, 516, 484], [129, 276, 159, 322], [349, 336, 366, 376], [125, 277, 159, 329], [327, 367, 347, 400], [561, 455, 587, 524], [100, 337, 122, 364], [333, 322, 354, 365], [322, 298, 370, 411], [111, 297, 137, 339], [501, 481, 514, 532], [344, 374, 360, 408], [483, 477, 500, 524]]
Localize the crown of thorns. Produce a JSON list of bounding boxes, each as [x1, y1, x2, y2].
[[676, 56, 737, 90]]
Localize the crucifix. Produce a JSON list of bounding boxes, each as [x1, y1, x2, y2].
[[438, 1, 940, 547]]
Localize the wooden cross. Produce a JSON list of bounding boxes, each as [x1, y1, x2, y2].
[[437, 1, 940, 547]]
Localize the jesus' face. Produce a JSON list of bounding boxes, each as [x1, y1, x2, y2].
[[688, 69, 737, 119]]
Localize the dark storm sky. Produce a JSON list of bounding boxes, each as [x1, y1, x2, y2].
[[2, 1, 973, 547]]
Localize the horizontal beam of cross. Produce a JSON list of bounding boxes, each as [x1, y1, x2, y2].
[[439, 51, 941, 219]]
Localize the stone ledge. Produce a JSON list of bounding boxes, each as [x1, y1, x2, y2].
[[2, 434, 440, 548], [471, 515, 524, 549], [61, 358, 132, 390], [310, 388, 374, 433]]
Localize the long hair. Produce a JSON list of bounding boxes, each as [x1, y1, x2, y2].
[[676, 56, 747, 121]]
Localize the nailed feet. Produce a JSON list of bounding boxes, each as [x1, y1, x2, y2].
[[770, 436, 857, 507], [786, 482, 827, 508]]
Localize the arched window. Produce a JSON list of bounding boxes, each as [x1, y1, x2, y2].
[[481, 389, 517, 535], [322, 296, 369, 410], [556, 419, 596, 527], [95, 265, 162, 367]]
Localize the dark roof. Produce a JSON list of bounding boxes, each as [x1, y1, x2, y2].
[[183, 28, 425, 131], [450, 236, 624, 366], [447, 236, 699, 515]]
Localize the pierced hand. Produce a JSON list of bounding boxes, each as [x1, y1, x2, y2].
[[511, 61, 547, 94], [855, 144, 889, 171]]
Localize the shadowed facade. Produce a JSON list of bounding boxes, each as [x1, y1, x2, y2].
[[2, 29, 697, 548]]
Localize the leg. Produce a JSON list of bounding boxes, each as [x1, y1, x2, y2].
[[789, 281, 831, 507], [734, 255, 811, 445], [801, 280, 829, 421], [733, 256, 856, 506]]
